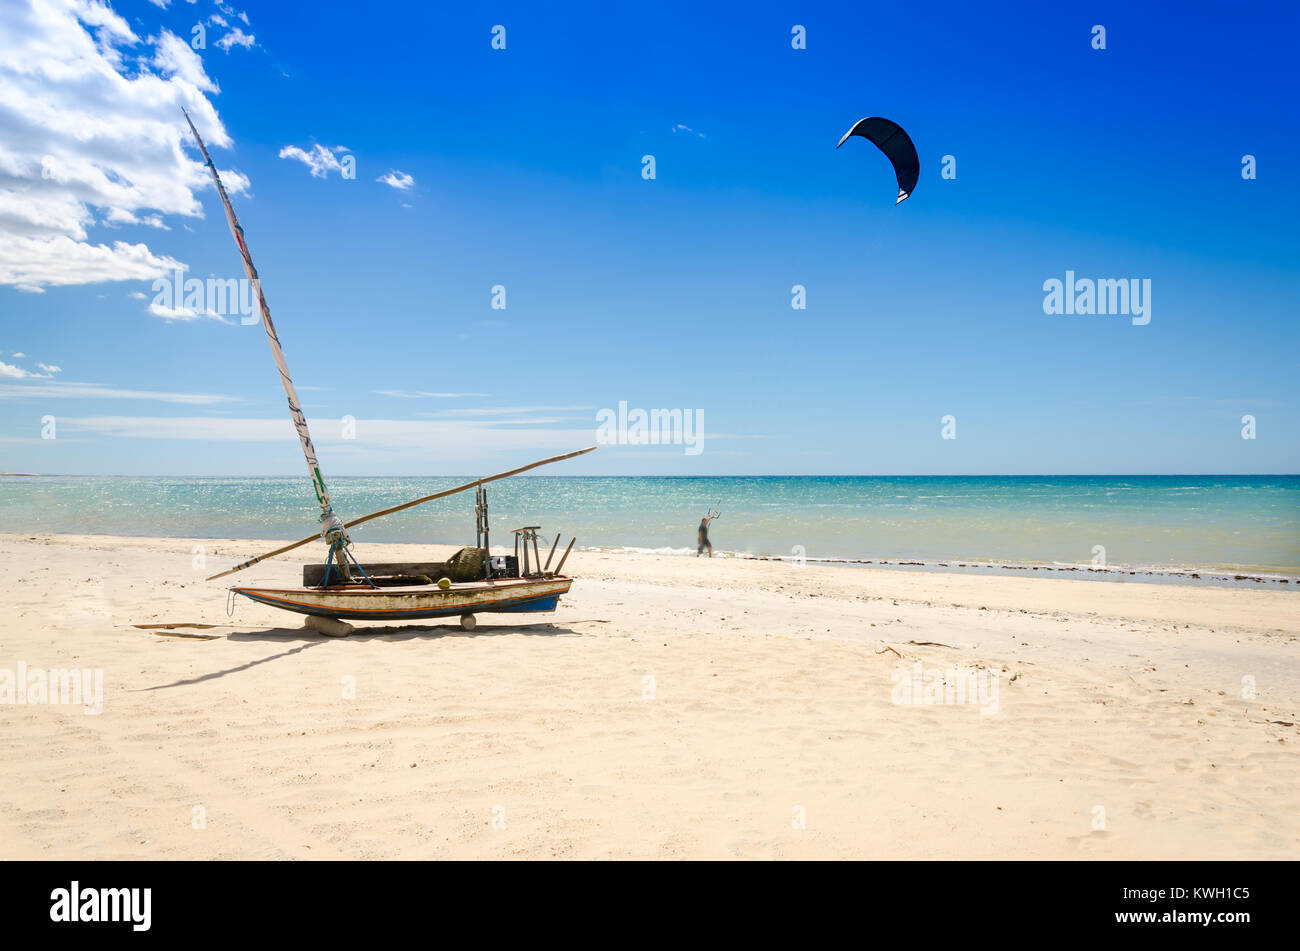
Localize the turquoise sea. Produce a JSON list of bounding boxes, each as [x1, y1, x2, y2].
[[1, 474, 1297, 579]]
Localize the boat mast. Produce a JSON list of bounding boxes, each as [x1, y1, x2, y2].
[[182, 109, 351, 567]]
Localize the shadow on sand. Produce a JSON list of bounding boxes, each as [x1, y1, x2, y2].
[[135, 619, 607, 691], [136, 640, 325, 691], [227, 618, 599, 643]]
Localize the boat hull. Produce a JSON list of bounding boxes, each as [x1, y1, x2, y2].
[[232, 577, 572, 621]]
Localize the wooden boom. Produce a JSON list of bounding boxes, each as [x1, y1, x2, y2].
[[206, 446, 596, 581]]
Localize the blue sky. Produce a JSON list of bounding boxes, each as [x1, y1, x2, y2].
[[1, 0, 1296, 475]]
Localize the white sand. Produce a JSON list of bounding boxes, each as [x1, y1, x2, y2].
[[1, 532, 1296, 859]]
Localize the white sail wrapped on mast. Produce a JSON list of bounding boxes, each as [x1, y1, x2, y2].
[[182, 109, 347, 545]]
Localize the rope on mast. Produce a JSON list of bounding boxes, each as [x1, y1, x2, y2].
[[181, 108, 349, 554]]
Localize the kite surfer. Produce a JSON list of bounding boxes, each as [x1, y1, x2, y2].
[[697, 505, 720, 558]]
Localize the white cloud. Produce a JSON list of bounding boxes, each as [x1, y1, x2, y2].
[[144, 298, 231, 322], [211, 3, 249, 25], [279, 144, 349, 179], [215, 27, 256, 52], [377, 170, 414, 191], [673, 123, 706, 138], [0, 235, 183, 290], [36, 363, 61, 373], [425, 405, 594, 417], [128, 290, 146, 299], [373, 390, 491, 399], [104, 207, 170, 229], [0, 2, 247, 291], [0, 361, 38, 379], [147, 301, 203, 320], [51, 416, 595, 453], [208, 14, 228, 27], [153, 29, 217, 93], [0, 380, 239, 404], [0, 357, 54, 378]]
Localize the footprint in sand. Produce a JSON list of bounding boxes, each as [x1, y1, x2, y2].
[[1066, 829, 1112, 851], [1103, 755, 1143, 771]]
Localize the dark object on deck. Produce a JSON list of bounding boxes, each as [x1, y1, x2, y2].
[[303, 561, 446, 587], [490, 554, 519, 578], [445, 546, 488, 582]]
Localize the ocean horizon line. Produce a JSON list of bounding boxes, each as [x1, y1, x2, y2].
[[4, 472, 1298, 479]]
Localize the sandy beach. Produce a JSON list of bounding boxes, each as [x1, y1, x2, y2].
[[0, 532, 1296, 860]]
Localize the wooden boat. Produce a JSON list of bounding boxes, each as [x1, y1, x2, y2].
[[234, 576, 573, 622], [183, 110, 592, 630]]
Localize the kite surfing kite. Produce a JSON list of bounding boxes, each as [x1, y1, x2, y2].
[[837, 117, 919, 205]]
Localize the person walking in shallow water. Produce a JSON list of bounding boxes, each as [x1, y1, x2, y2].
[[697, 508, 719, 557]]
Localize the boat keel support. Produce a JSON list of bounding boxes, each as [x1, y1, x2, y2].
[[304, 614, 354, 637]]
